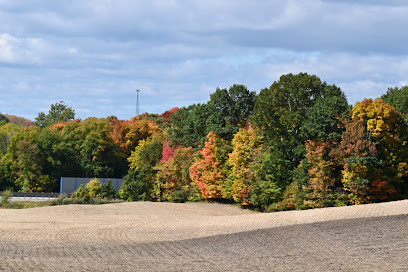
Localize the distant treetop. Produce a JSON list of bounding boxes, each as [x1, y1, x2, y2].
[[35, 101, 75, 128]]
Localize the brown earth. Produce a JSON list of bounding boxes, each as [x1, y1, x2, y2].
[[0, 200, 407, 271]]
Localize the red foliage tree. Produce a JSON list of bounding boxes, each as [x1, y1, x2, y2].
[[160, 107, 180, 123], [189, 131, 228, 199], [161, 140, 175, 162]]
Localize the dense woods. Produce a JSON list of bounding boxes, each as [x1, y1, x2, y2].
[[1, 73, 408, 210]]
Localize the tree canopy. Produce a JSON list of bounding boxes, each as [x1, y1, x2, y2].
[[2, 73, 408, 212]]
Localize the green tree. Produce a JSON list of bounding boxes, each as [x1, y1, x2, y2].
[[252, 73, 346, 167], [250, 142, 292, 208], [60, 118, 126, 178], [36, 128, 79, 189], [35, 101, 75, 128], [301, 84, 350, 141], [169, 84, 256, 147], [5, 126, 71, 192], [169, 104, 210, 148], [100, 180, 117, 199], [7, 126, 54, 192], [206, 84, 256, 141], [382, 86, 408, 124], [0, 123, 24, 156], [120, 135, 164, 201]]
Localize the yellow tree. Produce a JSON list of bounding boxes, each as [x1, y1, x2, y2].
[[352, 98, 398, 139], [226, 126, 263, 204], [354, 99, 408, 183], [344, 98, 407, 202]]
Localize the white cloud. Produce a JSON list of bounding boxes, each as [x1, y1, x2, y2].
[[0, 33, 78, 65], [0, 0, 408, 120], [0, 34, 14, 62]]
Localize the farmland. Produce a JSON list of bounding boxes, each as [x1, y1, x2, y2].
[[0, 200, 407, 271]]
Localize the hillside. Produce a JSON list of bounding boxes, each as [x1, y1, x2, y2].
[[4, 114, 33, 126]]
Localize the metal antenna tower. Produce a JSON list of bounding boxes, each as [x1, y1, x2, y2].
[[136, 89, 140, 116]]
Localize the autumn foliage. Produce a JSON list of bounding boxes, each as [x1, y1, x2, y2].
[[303, 140, 337, 208], [227, 126, 262, 204], [160, 107, 180, 123], [110, 117, 162, 156], [189, 131, 229, 199], [2, 73, 408, 212]]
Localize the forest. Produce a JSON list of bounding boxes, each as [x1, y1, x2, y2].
[[1, 72, 408, 211]]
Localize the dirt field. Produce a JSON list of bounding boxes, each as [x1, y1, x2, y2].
[[0, 200, 407, 271]]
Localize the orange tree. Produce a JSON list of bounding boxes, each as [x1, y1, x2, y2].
[[109, 116, 162, 158], [189, 131, 231, 199], [302, 139, 339, 208]]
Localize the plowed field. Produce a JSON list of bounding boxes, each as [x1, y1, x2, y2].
[[0, 200, 407, 271]]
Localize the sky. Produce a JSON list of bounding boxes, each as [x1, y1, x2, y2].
[[1, 0, 407, 121]]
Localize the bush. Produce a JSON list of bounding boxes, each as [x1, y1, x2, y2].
[[167, 190, 187, 203], [86, 178, 102, 198], [52, 198, 121, 205], [58, 193, 68, 201], [276, 182, 306, 211], [187, 181, 205, 202], [250, 180, 281, 207], [101, 181, 117, 199], [119, 169, 150, 201], [1, 189, 12, 206], [71, 178, 118, 203]]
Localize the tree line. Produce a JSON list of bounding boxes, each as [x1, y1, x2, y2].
[[1, 73, 408, 210]]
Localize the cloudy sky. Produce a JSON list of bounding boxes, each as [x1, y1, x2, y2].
[[1, 0, 407, 121]]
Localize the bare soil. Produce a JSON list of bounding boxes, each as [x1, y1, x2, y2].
[[0, 200, 407, 271]]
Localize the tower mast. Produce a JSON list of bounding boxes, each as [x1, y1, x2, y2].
[[136, 89, 140, 116]]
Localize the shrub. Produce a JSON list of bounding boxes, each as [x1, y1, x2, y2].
[[86, 178, 102, 198], [101, 180, 117, 199], [250, 180, 281, 207], [119, 169, 150, 201], [1, 189, 12, 206], [71, 178, 116, 203], [72, 185, 91, 201], [167, 190, 187, 203], [276, 182, 306, 211]]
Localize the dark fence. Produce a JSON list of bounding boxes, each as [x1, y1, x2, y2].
[[60, 177, 124, 195], [11, 192, 61, 198]]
